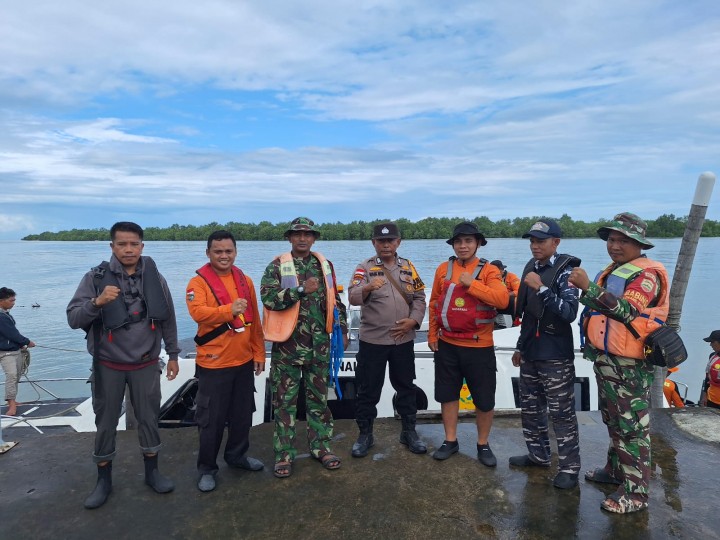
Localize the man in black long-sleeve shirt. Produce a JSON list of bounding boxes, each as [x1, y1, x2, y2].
[[509, 219, 581, 490]]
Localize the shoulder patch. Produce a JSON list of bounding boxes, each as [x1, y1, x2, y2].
[[186, 289, 195, 302], [640, 278, 654, 292]]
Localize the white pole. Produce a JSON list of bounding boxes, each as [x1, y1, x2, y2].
[[651, 172, 716, 406]]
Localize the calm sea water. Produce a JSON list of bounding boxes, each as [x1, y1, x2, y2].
[[2, 237, 718, 402]]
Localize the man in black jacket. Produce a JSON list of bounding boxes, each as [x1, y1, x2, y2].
[[509, 219, 581, 489]]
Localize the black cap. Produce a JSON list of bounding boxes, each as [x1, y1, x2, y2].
[[371, 222, 400, 240], [703, 330, 720, 342], [447, 221, 487, 246], [522, 219, 562, 239], [490, 260, 505, 270]]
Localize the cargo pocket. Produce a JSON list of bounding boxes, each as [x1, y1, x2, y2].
[[195, 392, 211, 429]]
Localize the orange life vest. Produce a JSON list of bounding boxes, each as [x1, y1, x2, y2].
[[435, 257, 497, 340], [195, 263, 253, 329], [585, 257, 669, 360], [262, 252, 336, 343], [709, 355, 720, 388]]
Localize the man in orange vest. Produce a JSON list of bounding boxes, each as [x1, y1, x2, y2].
[[428, 222, 509, 467], [261, 217, 348, 479], [663, 367, 685, 407], [570, 212, 668, 514], [490, 260, 521, 297], [700, 330, 720, 409], [186, 230, 266, 493]]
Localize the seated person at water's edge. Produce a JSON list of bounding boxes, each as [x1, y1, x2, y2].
[[67, 221, 180, 510], [260, 217, 349, 479], [428, 221, 509, 467], [186, 230, 266, 493], [0, 287, 36, 417], [700, 329, 720, 409]]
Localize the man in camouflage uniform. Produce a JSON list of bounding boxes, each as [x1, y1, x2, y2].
[[570, 212, 668, 514], [348, 222, 427, 457], [509, 219, 581, 490], [261, 217, 348, 478]]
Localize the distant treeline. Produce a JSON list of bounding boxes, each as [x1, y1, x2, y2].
[[21, 213, 720, 241]]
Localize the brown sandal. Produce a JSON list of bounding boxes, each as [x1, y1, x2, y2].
[[273, 461, 292, 479], [318, 453, 341, 470]]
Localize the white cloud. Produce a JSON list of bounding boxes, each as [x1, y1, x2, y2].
[[0, 1, 718, 239]]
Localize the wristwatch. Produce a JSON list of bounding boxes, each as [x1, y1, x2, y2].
[[91, 297, 99, 307], [297, 286, 306, 296]]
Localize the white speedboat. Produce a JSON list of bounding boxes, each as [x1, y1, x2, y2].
[[2, 293, 599, 435]]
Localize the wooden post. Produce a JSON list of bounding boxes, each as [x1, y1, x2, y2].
[[651, 172, 716, 406]]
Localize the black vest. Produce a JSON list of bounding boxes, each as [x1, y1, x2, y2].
[[93, 256, 170, 331], [516, 254, 580, 359]]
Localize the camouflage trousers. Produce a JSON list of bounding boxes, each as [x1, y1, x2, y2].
[[270, 360, 334, 463], [594, 352, 654, 500], [519, 358, 580, 474]]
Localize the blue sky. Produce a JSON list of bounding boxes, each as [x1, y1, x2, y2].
[[1, 1, 719, 239]]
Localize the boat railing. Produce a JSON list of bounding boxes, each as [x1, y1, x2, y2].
[[18, 377, 89, 400]]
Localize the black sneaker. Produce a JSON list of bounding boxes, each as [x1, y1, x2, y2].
[[553, 472, 579, 489], [477, 444, 497, 467], [432, 440, 459, 460], [508, 454, 550, 467]]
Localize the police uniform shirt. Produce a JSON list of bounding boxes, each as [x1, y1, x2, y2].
[[348, 256, 426, 346]]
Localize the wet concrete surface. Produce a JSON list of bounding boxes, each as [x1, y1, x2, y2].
[[1, 408, 718, 539]]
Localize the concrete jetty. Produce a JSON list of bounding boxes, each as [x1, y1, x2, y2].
[[1, 408, 718, 539]]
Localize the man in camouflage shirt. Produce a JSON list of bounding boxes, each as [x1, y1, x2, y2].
[[570, 212, 669, 514], [261, 217, 348, 478]]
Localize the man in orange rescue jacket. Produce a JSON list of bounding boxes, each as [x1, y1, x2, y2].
[[429, 222, 509, 466], [186, 230, 266, 493]]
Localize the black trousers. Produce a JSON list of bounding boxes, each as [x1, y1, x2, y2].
[[195, 361, 255, 474], [355, 340, 417, 422]]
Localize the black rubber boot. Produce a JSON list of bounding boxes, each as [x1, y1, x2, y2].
[[352, 420, 375, 458], [144, 454, 175, 494], [400, 415, 427, 454], [84, 462, 112, 509]]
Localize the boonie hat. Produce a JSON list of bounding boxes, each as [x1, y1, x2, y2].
[[447, 221, 487, 246], [703, 330, 720, 342], [490, 260, 506, 270], [284, 216, 321, 238], [597, 212, 654, 249], [372, 222, 400, 240], [522, 219, 562, 239]]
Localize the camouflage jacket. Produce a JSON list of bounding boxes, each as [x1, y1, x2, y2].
[[261, 253, 347, 365]]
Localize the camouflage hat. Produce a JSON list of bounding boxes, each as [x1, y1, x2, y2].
[[284, 216, 321, 238], [597, 212, 654, 249]]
